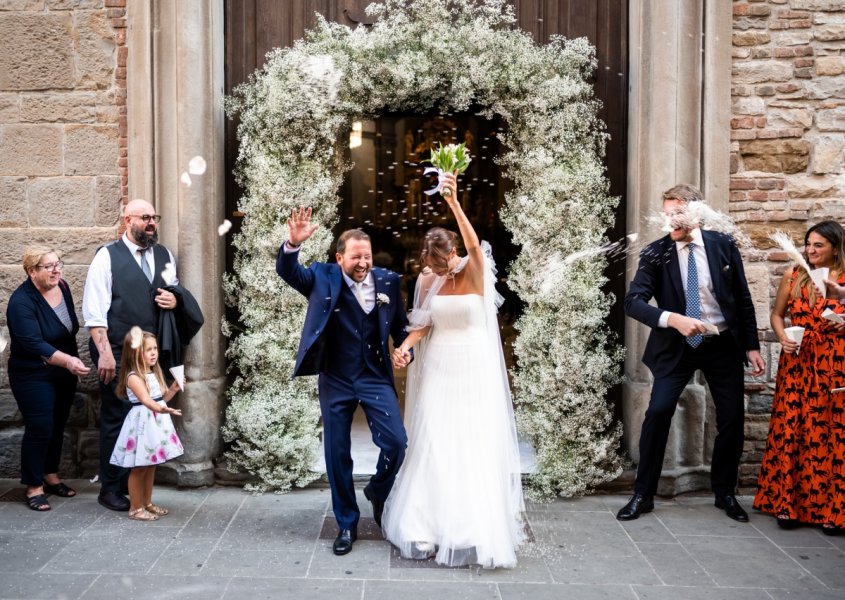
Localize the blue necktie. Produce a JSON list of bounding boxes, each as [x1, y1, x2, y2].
[[139, 249, 153, 283], [685, 242, 703, 348]]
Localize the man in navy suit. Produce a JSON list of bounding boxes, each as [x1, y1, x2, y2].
[[618, 184, 766, 522], [277, 207, 411, 555]]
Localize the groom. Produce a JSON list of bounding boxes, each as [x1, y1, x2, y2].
[[277, 207, 411, 555]]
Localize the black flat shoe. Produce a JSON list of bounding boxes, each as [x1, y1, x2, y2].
[[98, 491, 130, 512], [332, 528, 357, 555], [44, 482, 76, 497], [715, 494, 749, 522], [616, 493, 654, 521], [26, 493, 51, 511], [822, 524, 844, 536], [776, 513, 800, 530], [364, 484, 384, 528]]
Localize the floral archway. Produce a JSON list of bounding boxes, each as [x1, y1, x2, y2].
[[223, 0, 622, 500]]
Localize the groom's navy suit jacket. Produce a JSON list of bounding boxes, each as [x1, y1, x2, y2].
[[624, 229, 760, 379], [276, 246, 409, 386]]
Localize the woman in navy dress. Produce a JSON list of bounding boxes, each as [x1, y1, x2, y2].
[[6, 247, 90, 511]]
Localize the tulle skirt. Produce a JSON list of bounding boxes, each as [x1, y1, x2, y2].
[[382, 327, 525, 568], [109, 400, 184, 468]]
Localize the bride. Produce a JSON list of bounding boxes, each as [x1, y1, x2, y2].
[[382, 172, 525, 568]]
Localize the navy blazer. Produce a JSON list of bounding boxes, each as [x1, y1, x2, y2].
[[276, 245, 410, 385], [6, 278, 80, 379], [624, 230, 760, 378]]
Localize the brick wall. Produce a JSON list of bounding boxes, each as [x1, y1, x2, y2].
[[0, 0, 126, 478], [731, 0, 845, 488]]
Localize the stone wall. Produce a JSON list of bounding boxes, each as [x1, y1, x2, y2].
[[731, 0, 845, 488], [0, 0, 125, 478]]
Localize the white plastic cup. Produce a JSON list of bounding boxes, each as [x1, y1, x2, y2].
[[784, 326, 805, 352]]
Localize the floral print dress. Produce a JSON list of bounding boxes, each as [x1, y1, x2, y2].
[[109, 372, 184, 468], [754, 272, 845, 527]]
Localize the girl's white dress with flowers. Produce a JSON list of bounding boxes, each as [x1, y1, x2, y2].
[[382, 243, 525, 568], [110, 372, 183, 468]]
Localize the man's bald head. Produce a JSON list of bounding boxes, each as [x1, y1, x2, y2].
[[123, 198, 160, 249]]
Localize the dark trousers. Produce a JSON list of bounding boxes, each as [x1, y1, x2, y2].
[[318, 370, 407, 530], [635, 334, 746, 497], [89, 339, 130, 493], [9, 372, 76, 487]]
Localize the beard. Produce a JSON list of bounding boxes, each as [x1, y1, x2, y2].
[[132, 222, 159, 249]]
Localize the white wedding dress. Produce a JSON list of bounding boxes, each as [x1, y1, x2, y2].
[[382, 246, 525, 568]]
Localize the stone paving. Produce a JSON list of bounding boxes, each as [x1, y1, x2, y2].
[[0, 479, 843, 599]]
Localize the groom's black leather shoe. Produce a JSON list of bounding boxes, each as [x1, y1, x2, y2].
[[715, 494, 749, 522], [364, 485, 384, 528], [332, 528, 357, 555], [616, 493, 654, 521]]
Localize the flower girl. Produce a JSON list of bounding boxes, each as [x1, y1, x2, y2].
[[110, 327, 184, 521]]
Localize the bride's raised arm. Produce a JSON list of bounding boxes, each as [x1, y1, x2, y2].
[[439, 172, 484, 293]]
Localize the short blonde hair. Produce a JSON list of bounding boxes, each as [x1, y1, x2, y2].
[[22, 247, 57, 274]]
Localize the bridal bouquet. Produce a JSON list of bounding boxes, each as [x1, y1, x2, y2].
[[423, 142, 472, 197]]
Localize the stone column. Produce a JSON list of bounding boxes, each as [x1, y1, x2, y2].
[[624, 0, 732, 495], [127, 0, 227, 486]]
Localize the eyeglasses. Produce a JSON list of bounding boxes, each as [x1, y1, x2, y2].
[[127, 214, 162, 224], [35, 261, 64, 272]]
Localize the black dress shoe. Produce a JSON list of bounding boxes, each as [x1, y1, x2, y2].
[[715, 494, 749, 522], [616, 493, 654, 521], [98, 491, 130, 512], [332, 528, 357, 555], [822, 524, 844, 536], [364, 485, 384, 528]]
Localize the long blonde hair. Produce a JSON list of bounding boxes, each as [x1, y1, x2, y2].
[[792, 220, 845, 304], [116, 329, 167, 399]]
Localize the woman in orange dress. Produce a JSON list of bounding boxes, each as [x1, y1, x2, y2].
[[754, 220, 845, 535]]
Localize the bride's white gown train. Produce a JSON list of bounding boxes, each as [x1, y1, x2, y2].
[[382, 292, 525, 568]]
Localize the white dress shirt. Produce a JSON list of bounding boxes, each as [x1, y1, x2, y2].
[[341, 271, 375, 313], [82, 234, 178, 329], [658, 228, 727, 331]]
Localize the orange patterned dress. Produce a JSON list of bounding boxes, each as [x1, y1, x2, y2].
[[754, 272, 845, 527]]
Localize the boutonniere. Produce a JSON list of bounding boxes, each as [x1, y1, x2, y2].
[[722, 265, 730, 272], [377, 293, 390, 306]]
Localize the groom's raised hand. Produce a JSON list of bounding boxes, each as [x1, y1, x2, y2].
[[287, 206, 319, 247]]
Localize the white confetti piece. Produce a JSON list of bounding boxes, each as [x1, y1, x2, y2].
[[161, 262, 177, 286], [188, 155, 207, 175], [217, 219, 232, 236], [129, 326, 143, 349], [180, 172, 192, 187]]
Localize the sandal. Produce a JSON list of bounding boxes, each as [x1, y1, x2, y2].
[[26, 493, 51, 511], [145, 503, 169, 516], [776, 513, 800, 530], [128, 507, 159, 522], [43, 482, 76, 497]]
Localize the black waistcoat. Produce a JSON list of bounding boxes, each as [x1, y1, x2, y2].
[[322, 283, 386, 380], [106, 241, 169, 356]]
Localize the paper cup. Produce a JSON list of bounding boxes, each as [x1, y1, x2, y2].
[[169, 365, 185, 391], [822, 308, 845, 325], [784, 326, 805, 349], [810, 267, 829, 298]]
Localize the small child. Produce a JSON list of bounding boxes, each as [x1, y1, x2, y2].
[[110, 327, 184, 521]]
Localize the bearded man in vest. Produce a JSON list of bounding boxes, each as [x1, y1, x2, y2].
[[82, 199, 179, 512]]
